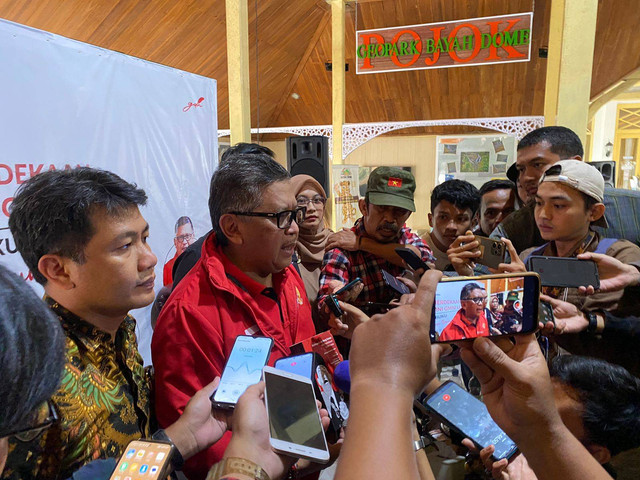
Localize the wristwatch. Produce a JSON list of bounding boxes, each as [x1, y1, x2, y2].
[[151, 428, 185, 471], [585, 311, 604, 334], [414, 435, 432, 452], [206, 457, 271, 480]]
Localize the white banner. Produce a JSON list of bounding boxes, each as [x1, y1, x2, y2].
[[0, 19, 217, 364]]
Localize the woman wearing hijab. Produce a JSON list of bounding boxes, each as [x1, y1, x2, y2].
[[291, 174, 332, 304]]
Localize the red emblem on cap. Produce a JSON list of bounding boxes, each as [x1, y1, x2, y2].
[[388, 177, 402, 187]]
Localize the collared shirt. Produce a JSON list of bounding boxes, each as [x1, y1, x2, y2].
[[439, 308, 489, 341], [2, 297, 151, 480], [317, 218, 434, 308]]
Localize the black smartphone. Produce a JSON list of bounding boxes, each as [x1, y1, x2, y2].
[[326, 294, 343, 317], [334, 277, 362, 297], [474, 236, 507, 269], [211, 335, 273, 409], [526, 256, 599, 289], [327, 277, 363, 317], [382, 269, 410, 295], [430, 273, 540, 343], [423, 381, 519, 461], [395, 247, 429, 271]]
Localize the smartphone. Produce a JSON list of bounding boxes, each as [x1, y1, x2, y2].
[[109, 439, 173, 480], [211, 335, 274, 409], [263, 366, 330, 463], [395, 247, 429, 271], [526, 256, 600, 289], [474, 236, 506, 269], [326, 294, 343, 317], [382, 269, 410, 295], [431, 273, 540, 343], [334, 277, 362, 297], [538, 300, 555, 327], [275, 352, 315, 378], [424, 381, 519, 461]]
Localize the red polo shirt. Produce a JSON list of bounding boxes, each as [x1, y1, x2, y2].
[[439, 308, 489, 341]]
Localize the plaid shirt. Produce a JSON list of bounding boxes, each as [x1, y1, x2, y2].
[[317, 218, 434, 312]]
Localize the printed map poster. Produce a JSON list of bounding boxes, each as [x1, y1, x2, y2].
[[460, 151, 490, 173], [436, 134, 517, 189]]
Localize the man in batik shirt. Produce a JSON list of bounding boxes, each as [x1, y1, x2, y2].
[[3, 168, 156, 479]]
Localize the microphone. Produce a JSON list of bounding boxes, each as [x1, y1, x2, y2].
[[333, 360, 350, 393]]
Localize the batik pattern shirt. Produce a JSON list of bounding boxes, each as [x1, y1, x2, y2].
[[2, 297, 152, 480]]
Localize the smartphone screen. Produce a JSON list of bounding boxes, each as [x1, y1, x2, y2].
[[110, 440, 172, 480], [275, 353, 314, 379], [425, 382, 518, 461], [264, 367, 329, 462], [431, 274, 539, 342], [212, 336, 273, 407], [382, 269, 410, 295], [527, 256, 599, 289]]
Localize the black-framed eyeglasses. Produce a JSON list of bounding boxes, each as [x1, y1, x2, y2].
[[0, 400, 58, 442], [296, 196, 326, 207], [231, 206, 306, 230], [463, 296, 488, 305], [175, 233, 195, 243]]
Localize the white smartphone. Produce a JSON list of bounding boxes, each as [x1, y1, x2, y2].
[[109, 439, 173, 480], [263, 366, 330, 464], [211, 335, 274, 409]]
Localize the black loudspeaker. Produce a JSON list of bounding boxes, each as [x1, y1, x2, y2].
[[287, 136, 330, 197], [588, 161, 616, 188]]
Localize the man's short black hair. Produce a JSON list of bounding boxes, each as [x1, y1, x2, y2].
[[550, 355, 640, 456], [430, 179, 480, 215], [460, 282, 485, 300], [517, 126, 584, 159], [209, 151, 290, 246], [0, 264, 65, 434], [478, 179, 517, 198], [220, 142, 275, 164], [9, 167, 147, 285]]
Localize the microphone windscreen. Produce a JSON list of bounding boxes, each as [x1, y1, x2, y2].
[[333, 360, 350, 393]]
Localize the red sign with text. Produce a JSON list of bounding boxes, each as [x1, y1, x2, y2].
[[356, 12, 533, 74]]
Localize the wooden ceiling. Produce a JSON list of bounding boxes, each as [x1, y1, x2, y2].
[[0, 0, 638, 132]]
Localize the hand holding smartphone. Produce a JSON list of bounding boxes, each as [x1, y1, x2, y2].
[[263, 366, 330, 463], [423, 381, 518, 461], [526, 256, 599, 289], [473, 236, 507, 269], [109, 440, 174, 479], [211, 335, 274, 409], [327, 277, 362, 317]]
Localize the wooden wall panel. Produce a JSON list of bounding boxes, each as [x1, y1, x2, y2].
[[591, 0, 640, 98], [0, 0, 638, 132]]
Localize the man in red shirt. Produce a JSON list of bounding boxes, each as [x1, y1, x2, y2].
[[152, 149, 316, 479], [162, 216, 196, 286], [439, 282, 490, 341]]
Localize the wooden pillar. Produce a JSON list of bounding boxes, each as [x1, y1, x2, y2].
[[329, 0, 346, 231], [331, 0, 345, 164], [543, 0, 598, 147], [226, 0, 251, 144]]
